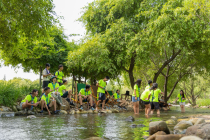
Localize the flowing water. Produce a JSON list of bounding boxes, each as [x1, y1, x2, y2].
[[0, 106, 210, 140]]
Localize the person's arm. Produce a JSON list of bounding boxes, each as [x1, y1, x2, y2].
[[43, 70, 51, 77], [44, 102, 51, 115], [134, 89, 137, 99], [147, 93, 151, 100], [96, 82, 105, 90]]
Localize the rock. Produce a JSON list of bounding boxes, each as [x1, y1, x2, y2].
[[0, 106, 12, 112], [12, 106, 18, 112], [177, 119, 190, 122], [16, 105, 22, 111], [180, 136, 202, 140], [189, 118, 198, 125], [149, 121, 170, 135], [100, 110, 107, 113], [27, 115, 36, 119], [106, 110, 112, 113], [125, 116, 135, 122], [147, 131, 166, 140], [130, 124, 137, 128], [75, 110, 80, 114], [59, 110, 67, 115], [174, 129, 187, 134], [179, 116, 189, 119], [166, 119, 176, 125], [0, 112, 15, 117], [142, 136, 149, 140], [137, 124, 146, 128], [205, 120, 210, 123], [186, 123, 210, 140], [171, 116, 177, 120], [84, 137, 103, 140], [194, 118, 205, 125], [15, 111, 26, 116], [69, 110, 75, 114], [86, 110, 93, 113], [174, 121, 193, 130], [111, 109, 119, 113], [154, 134, 185, 140]]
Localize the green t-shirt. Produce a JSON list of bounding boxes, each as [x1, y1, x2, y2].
[[132, 84, 140, 97], [141, 89, 150, 102], [58, 85, 66, 96], [55, 71, 64, 83], [149, 89, 161, 102], [21, 95, 37, 103], [113, 93, 121, 99], [48, 82, 59, 95], [177, 94, 186, 103], [145, 85, 151, 90], [97, 79, 106, 93], [79, 88, 91, 97], [41, 93, 51, 105]]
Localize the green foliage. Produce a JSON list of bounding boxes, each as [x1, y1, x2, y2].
[[196, 99, 210, 107], [0, 78, 40, 107]]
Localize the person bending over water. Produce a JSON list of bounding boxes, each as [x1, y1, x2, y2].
[[20, 89, 40, 112], [113, 90, 127, 110], [132, 79, 142, 114], [78, 85, 95, 111], [148, 83, 164, 115], [174, 90, 186, 113], [140, 88, 151, 115], [40, 87, 59, 115]]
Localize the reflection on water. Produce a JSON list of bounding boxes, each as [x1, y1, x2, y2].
[[0, 106, 210, 140]]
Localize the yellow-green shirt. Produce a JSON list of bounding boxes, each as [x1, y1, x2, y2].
[[41, 94, 51, 105], [132, 84, 140, 98], [48, 82, 59, 95], [149, 89, 161, 102], [145, 85, 151, 90], [21, 95, 37, 103], [58, 85, 66, 96], [80, 88, 91, 96], [55, 71, 64, 83], [141, 89, 150, 102], [177, 94, 186, 102], [97, 80, 106, 93], [113, 93, 121, 99]]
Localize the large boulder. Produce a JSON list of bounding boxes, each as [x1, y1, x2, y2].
[[189, 118, 199, 125], [147, 131, 166, 140], [180, 136, 202, 140], [59, 110, 67, 115], [149, 121, 170, 135], [111, 109, 119, 113], [125, 116, 135, 122], [174, 121, 193, 130], [84, 137, 103, 140], [194, 118, 205, 125], [27, 115, 36, 119], [186, 123, 210, 140], [177, 119, 190, 122], [166, 119, 176, 125], [147, 134, 185, 140]]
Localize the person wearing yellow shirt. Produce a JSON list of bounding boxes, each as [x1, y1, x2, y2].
[[78, 85, 95, 111], [132, 79, 142, 114], [96, 76, 110, 111], [55, 64, 64, 86], [174, 90, 186, 113], [39, 87, 59, 115], [140, 89, 151, 115], [145, 80, 153, 90], [20, 89, 40, 111], [148, 83, 164, 115], [112, 90, 127, 110]]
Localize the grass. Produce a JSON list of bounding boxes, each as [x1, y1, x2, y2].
[[196, 99, 210, 107]]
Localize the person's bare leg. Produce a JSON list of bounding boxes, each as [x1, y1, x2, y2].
[[96, 100, 101, 110], [180, 105, 183, 112], [147, 105, 151, 115], [41, 99, 45, 110], [145, 105, 148, 115], [157, 109, 160, 115], [133, 102, 136, 114], [137, 102, 139, 114], [49, 100, 56, 111], [79, 96, 83, 106], [89, 96, 93, 106], [150, 109, 154, 114], [68, 90, 72, 99], [183, 105, 185, 113], [102, 100, 105, 110]]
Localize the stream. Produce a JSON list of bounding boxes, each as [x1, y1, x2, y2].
[[0, 106, 210, 140]]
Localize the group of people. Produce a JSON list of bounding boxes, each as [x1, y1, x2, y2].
[[132, 79, 186, 115], [19, 63, 186, 115]]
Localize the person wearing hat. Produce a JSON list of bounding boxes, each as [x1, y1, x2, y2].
[[145, 80, 153, 90], [42, 63, 52, 92], [148, 83, 164, 115], [48, 76, 65, 107], [132, 79, 142, 114], [55, 64, 64, 86]]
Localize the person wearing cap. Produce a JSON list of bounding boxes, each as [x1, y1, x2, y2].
[[42, 63, 52, 92], [145, 80, 153, 90], [132, 79, 142, 114], [148, 83, 164, 115], [55, 64, 64, 86], [96, 76, 110, 111], [48, 76, 65, 107]]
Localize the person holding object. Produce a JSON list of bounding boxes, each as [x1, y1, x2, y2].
[[148, 83, 164, 115], [42, 63, 51, 92], [174, 90, 186, 113], [132, 79, 142, 114], [96, 76, 110, 111], [55, 64, 64, 86]]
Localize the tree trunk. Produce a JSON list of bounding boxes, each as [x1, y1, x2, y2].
[[39, 67, 42, 91], [128, 55, 136, 89]]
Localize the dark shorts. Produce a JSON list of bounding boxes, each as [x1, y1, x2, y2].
[[160, 103, 167, 108], [43, 81, 50, 88], [82, 97, 89, 102], [143, 101, 150, 105], [61, 91, 68, 98], [98, 93, 106, 101], [150, 102, 160, 110]]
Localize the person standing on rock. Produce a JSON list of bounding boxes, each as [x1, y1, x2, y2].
[[148, 83, 164, 115], [132, 79, 142, 114], [20, 89, 40, 111], [42, 63, 52, 92], [140, 88, 151, 115], [145, 80, 153, 90], [174, 90, 186, 113], [96, 76, 110, 111]]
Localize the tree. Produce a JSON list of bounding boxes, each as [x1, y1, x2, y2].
[[0, 0, 57, 60]]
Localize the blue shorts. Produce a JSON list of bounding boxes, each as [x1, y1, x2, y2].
[[132, 96, 140, 102], [117, 99, 120, 102]]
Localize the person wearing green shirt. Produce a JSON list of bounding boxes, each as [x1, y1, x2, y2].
[[39, 87, 59, 115], [148, 83, 164, 115], [58, 80, 74, 106], [132, 79, 142, 114], [140, 89, 151, 115], [174, 90, 186, 113], [96, 76, 110, 111], [20, 89, 40, 111], [78, 85, 95, 111], [48, 76, 65, 107], [145, 80, 153, 90], [112, 90, 127, 110], [55, 64, 64, 86]]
